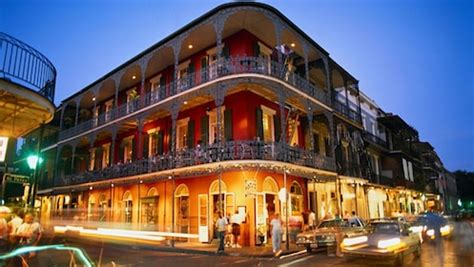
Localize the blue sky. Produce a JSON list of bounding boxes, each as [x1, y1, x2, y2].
[[1, 0, 473, 171]]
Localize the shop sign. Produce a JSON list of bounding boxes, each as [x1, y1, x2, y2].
[[3, 173, 30, 184], [244, 179, 257, 198], [0, 137, 8, 162]]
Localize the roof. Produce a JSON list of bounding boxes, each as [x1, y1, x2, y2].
[[59, 1, 357, 105], [378, 113, 418, 136]]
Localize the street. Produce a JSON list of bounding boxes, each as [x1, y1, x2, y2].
[[51, 237, 470, 267]]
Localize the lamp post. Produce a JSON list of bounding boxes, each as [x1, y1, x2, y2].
[[27, 155, 42, 208]]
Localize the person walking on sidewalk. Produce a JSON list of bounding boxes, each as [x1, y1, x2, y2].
[[270, 213, 283, 257], [230, 211, 243, 248], [216, 212, 227, 253]]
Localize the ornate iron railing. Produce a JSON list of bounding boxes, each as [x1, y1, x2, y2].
[[0, 32, 56, 102], [362, 131, 388, 148], [333, 100, 361, 125], [57, 140, 336, 187], [59, 56, 329, 140]]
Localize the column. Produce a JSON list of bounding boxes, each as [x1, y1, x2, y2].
[[74, 104, 80, 127], [278, 90, 287, 161], [137, 117, 145, 160], [110, 128, 118, 165], [169, 102, 180, 155], [303, 43, 309, 81], [71, 144, 77, 173], [355, 82, 362, 124], [59, 106, 66, 131], [344, 79, 350, 115], [307, 108, 314, 152]]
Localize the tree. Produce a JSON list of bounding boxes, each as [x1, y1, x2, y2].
[[453, 170, 474, 210]]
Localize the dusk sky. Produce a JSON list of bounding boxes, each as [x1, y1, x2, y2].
[[1, 0, 473, 171]]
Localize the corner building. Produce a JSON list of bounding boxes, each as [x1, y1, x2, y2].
[[37, 2, 437, 246]]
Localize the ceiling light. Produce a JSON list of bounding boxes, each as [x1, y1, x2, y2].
[[290, 43, 296, 48], [92, 97, 96, 101], [183, 101, 188, 105], [132, 75, 136, 80], [188, 44, 193, 49]]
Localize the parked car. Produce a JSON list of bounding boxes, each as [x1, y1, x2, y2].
[[340, 220, 421, 265], [296, 218, 365, 252]]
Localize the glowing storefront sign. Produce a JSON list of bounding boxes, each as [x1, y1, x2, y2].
[[0, 137, 8, 162]]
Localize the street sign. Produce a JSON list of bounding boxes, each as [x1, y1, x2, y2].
[[3, 173, 30, 184], [0, 137, 8, 162]]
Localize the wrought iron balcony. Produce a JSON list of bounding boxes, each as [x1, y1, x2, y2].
[[333, 100, 361, 125], [0, 32, 56, 102], [369, 174, 395, 187], [56, 140, 336, 187], [362, 131, 388, 148], [59, 56, 329, 141]]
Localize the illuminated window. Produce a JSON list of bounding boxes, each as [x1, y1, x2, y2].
[[208, 108, 224, 144], [150, 74, 161, 101], [105, 100, 113, 121], [102, 143, 110, 169], [123, 191, 133, 223], [147, 128, 160, 157], [176, 118, 190, 150], [261, 105, 276, 142], [290, 181, 303, 216], [89, 148, 96, 171]]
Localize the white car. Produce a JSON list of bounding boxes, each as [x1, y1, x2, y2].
[[341, 220, 421, 265]]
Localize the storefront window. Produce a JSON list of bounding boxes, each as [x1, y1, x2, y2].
[[123, 191, 133, 223], [142, 187, 159, 230], [290, 182, 303, 216], [175, 184, 190, 233]]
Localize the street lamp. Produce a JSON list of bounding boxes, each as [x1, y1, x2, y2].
[[27, 154, 43, 208]]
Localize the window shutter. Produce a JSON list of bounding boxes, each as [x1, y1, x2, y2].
[[157, 130, 164, 155], [300, 116, 308, 148], [96, 147, 103, 170], [187, 119, 195, 148], [119, 141, 125, 163], [224, 109, 233, 141], [131, 137, 136, 161], [201, 56, 208, 82], [159, 76, 166, 99], [255, 107, 263, 140], [143, 134, 149, 158], [314, 133, 320, 154], [200, 115, 209, 146], [253, 42, 260, 57], [324, 137, 331, 157], [109, 145, 113, 165], [188, 62, 195, 87], [273, 114, 281, 143], [222, 44, 230, 59]]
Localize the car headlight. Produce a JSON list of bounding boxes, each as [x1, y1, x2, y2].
[[410, 226, 423, 233], [427, 229, 434, 236], [342, 236, 368, 246], [440, 225, 450, 236], [377, 238, 401, 249]]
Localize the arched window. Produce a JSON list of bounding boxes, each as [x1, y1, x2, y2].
[[290, 181, 303, 216], [263, 177, 278, 193], [98, 194, 108, 221], [147, 187, 158, 197], [123, 191, 133, 223], [175, 184, 190, 230]]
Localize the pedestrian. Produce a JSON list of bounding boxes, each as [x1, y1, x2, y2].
[[14, 213, 43, 265], [0, 206, 10, 253], [270, 213, 283, 257], [308, 210, 316, 230], [215, 212, 227, 253], [8, 208, 23, 247], [348, 211, 361, 227], [230, 211, 242, 248]]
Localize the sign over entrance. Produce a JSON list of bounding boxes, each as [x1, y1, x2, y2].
[[244, 179, 257, 198], [0, 137, 8, 162], [3, 173, 30, 184]]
